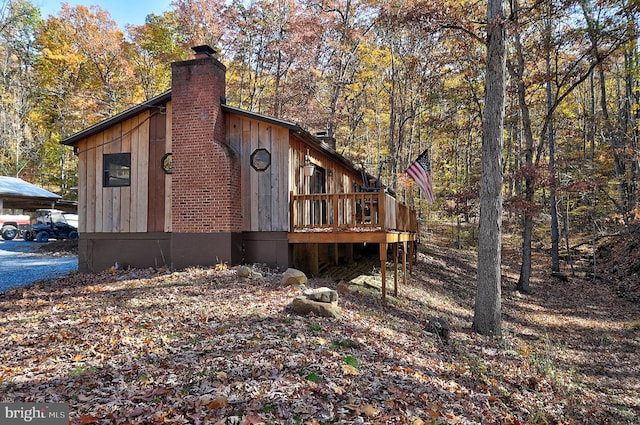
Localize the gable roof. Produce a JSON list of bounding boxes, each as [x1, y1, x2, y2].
[[62, 91, 172, 146], [61, 91, 375, 185]]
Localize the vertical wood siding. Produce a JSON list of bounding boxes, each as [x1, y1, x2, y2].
[[147, 111, 167, 232], [227, 114, 289, 232], [77, 110, 156, 233], [226, 112, 362, 233], [288, 137, 362, 196]]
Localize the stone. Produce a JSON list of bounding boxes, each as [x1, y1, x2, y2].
[[237, 266, 252, 278], [282, 268, 307, 286], [303, 287, 338, 303], [292, 296, 340, 318], [426, 317, 450, 342]]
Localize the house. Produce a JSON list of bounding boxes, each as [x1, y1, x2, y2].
[[62, 45, 418, 301]]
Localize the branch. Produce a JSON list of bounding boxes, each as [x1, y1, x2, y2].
[[440, 24, 485, 45]]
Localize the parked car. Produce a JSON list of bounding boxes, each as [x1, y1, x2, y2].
[[62, 213, 79, 228], [23, 209, 79, 242], [0, 214, 31, 240]]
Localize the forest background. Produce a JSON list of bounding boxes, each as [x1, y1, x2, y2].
[[1, 0, 640, 260]]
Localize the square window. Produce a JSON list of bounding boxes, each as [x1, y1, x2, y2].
[[103, 153, 131, 187]]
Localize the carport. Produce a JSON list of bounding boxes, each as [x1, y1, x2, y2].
[[0, 176, 62, 212]]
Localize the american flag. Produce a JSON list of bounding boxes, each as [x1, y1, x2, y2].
[[406, 149, 434, 204]]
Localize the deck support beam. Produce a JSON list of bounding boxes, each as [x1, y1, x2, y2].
[[393, 243, 399, 297], [380, 242, 387, 304], [401, 241, 407, 296]]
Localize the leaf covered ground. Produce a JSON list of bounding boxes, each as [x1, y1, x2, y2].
[[1, 232, 638, 425]]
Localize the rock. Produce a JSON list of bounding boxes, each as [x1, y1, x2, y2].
[[350, 275, 381, 290], [237, 266, 252, 278], [303, 287, 338, 303], [292, 296, 340, 318], [426, 317, 450, 342], [282, 268, 307, 286]]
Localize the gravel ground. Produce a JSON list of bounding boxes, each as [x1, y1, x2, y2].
[[0, 240, 77, 292]]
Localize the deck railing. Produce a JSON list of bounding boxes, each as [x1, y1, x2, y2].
[[290, 188, 418, 233]]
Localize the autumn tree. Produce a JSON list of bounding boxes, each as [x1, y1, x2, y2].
[[301, 0, 375, 138], [35, 4, 134, 130], [171, 0, 227, 48], [508, 0, 638, 292], [125, 12, 189, 100], [0, 0, 40, 178]]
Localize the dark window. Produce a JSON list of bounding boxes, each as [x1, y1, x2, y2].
[[103, 153, 131, 187]]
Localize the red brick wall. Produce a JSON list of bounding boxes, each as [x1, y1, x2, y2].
[[171, 56, 242, 232]]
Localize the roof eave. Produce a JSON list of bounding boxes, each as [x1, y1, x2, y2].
[[61, 91, 172, 146], [221, 104, 363, 176]]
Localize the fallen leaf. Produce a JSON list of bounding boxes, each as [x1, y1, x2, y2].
[[341, 364, 360, 375], [77, 415, 100, 424], [242, 414, 264, 424], [208, 396, 228, 409], [360, 404, 378, 417], [131, 387, 170, 402]]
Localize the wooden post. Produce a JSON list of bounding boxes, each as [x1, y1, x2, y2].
[[378, 188, 386, 229], [310, 243, 319, 276], [380, 242, 387, 304], [332, 193, 339, 232], [409, 240, 414, 273], [289, 191, 295, 231], [401, 241, 407, 293], [346, 243, 353, 263], [393, 243, 399, 297]]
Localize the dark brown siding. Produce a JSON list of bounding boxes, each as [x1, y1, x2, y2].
[[147, 111, 166, 232]]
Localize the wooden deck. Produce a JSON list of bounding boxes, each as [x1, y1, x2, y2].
[[289, 189, 419, 303]]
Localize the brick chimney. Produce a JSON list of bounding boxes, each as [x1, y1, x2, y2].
[[170, 45, 242, 267], [316, 131, 336, 150]]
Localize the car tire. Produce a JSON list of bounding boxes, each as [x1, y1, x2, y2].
[[36, 231, 50, 243], [68, 231, 79, 240], [1, 225, 18, 240], [24, 231, 35, 241]]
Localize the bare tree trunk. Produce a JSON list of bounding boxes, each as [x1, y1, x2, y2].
[[510, 0, 535, 294], [473, 0, 506, 336], [598, 66, 629, 212], [624, 48, 639, 210], [546, 10, 560, 273], [589, 70, 596, 161]]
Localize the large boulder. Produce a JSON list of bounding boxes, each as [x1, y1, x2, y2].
[[282, 268, 307, 286], [292, 296, 340, 318], [303, 287, 338, 303]]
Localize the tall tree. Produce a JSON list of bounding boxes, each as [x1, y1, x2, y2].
[[171, 0, 227, 48], [0, 0, 40, 178], [473, 0, 507, 336], [511, 0, 638, 292], [304, 0, 375, 137], [125, 12, 189, 100]]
